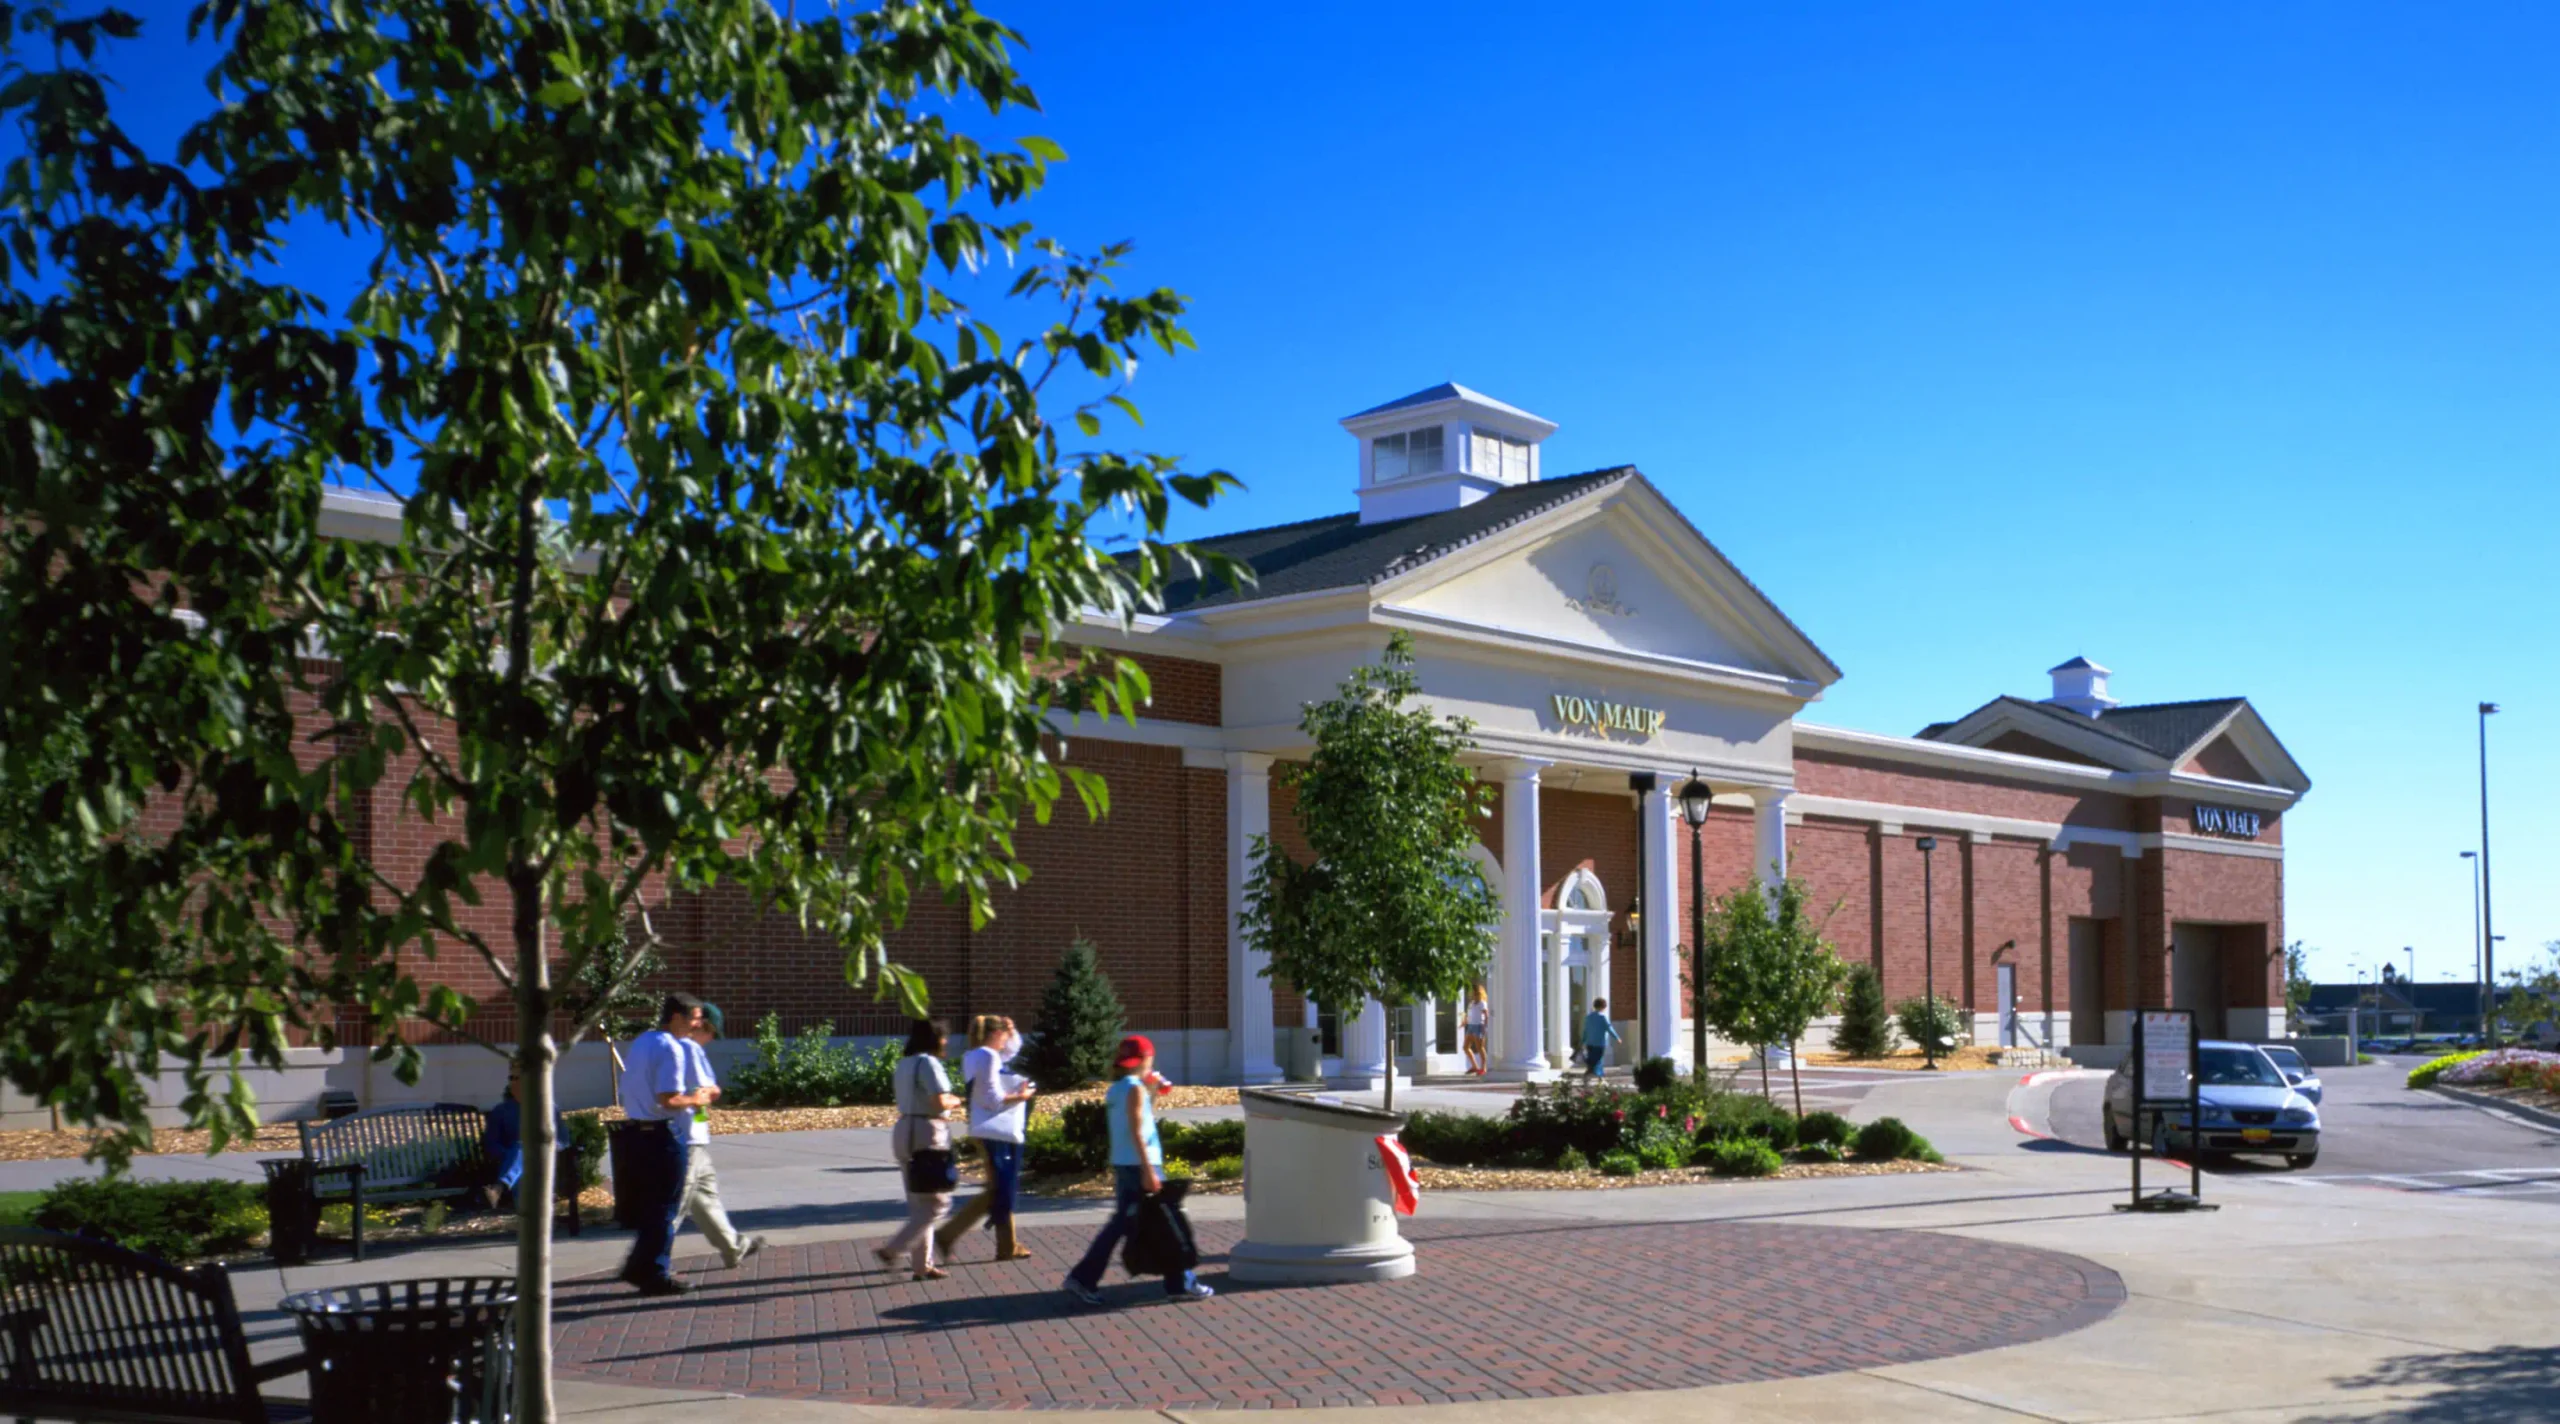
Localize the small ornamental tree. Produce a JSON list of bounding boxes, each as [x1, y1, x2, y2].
[[0, 6, 1233, 1420], [1240, 634, 1502, 1111], [1020, 939, 1127, 1089], [1701, 876, 1849, 1115], [1834, 963, 1895, 1058]]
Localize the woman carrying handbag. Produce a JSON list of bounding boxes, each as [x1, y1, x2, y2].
[[876, 1018, 962, 1280]]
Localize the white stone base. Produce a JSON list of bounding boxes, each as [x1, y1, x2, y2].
[[1326, 1068, 1412, 1093], [1228, 1234, 1417, 1284]]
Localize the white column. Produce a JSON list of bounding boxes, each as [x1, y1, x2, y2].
[[1495, 759, 1552, 1076], [1755, 789, 1791, 894], [1341, 999, 1389, 1085], [1641, 785, 1680, 1063], [1226, 752, 1280, 1084], [1549, 931, 1571, 1069], [1591, 932, 1613, 1065]]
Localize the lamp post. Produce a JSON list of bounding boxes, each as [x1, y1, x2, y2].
[[1916, 836, 1940, 1070], [1677, 770, 1715, 1081], [2478, 702, 2500, 1046], [2462, 850, 2482, 1036]]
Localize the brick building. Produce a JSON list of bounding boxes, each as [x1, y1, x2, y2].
[[728, 381, 2309, 1085]]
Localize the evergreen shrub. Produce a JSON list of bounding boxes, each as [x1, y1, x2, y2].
[[1892, 995, 1967, 1058], [1399, 1110, 1509, 1167], [1556, 1146, 1591, 1173], [1633, 1056, 1680, 1093], [36, 1179, 265, 1261], [1596, 1149, 1641, 1177], [1703, 1137, 1784, 1177], [1020, 940, 1127, 1089], [1795, 1110, 1855, 1149], [1851, 1116, 1920, 1161], [1834, 964, 1894, 1057]]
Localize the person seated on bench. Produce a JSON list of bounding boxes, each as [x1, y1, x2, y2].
[[482, 1061, 559, 1210]]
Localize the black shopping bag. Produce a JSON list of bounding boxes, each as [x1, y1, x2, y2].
[[904, 1148, 958, 1194], [1121, 1178, 1199, 1277]]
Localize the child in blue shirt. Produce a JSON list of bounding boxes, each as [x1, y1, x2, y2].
[[1579, 998, 1621, 1077]]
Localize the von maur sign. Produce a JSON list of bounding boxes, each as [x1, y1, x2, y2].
[[1551, 694, 1667, 738], [2192, 804, 2263, 839]]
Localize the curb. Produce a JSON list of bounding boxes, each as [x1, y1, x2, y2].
[[2426, 1084, 2560, 1136]]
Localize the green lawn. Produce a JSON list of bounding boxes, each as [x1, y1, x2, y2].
[[0, 1190, 43, 1228]]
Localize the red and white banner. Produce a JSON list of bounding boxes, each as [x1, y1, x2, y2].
[[1377, 1134, 1419, 1216]]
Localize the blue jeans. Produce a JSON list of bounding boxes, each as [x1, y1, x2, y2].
[[621, 1119, 690, 1283], [1582, 1043, 1608, 1076], [1068, 1164, 1196, 1295], [983, 1139, 1023, 1223]]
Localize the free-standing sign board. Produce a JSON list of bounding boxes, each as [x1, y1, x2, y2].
[[2119, 1008, 2215, 1213]]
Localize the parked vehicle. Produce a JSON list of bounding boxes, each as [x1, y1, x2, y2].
[[2102, 1041, 2319, 1169], [2259, 1043, 2322, 1105]]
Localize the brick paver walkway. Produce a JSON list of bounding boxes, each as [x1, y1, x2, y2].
[[552, 1218, 2123, 1409]]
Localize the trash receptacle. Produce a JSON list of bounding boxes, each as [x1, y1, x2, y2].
[[605, 1119, 657, 1229], [1231, 1088, 1414, 1283], [280, 1276, 516, 1424], [261, 1158, 319, 1266]]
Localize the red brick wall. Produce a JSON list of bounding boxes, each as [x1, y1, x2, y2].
[[1537, 788, 1641, 1007], [1796, 749, 2131, 830], [1123, 651, 1222, 727]]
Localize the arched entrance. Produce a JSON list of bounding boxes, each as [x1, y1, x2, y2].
[[1541, 868, 1611, 1071]]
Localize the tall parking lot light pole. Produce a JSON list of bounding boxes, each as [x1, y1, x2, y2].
[[2462, 851, 2482, 1035], [2478, 703, 2500, 1045]]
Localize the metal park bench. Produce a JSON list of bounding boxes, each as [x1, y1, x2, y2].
[[0, 1226, 309, 1424], [264, 1104, 580, 1263]]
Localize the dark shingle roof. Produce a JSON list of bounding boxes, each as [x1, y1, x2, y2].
[[1347, 382, 1469, 418], [2049, 655, 2104, 672], [1916, 694, 2246, 763], [1150, 468, 1636, 613], [2094, 698, 2247, 758]]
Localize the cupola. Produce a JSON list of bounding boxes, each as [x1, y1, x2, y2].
[[2044, 656, 2119, 717], [1341, 383, 1559, 525]]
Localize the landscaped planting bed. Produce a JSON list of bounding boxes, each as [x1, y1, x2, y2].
[[2417, 1048, 2560, 1113]]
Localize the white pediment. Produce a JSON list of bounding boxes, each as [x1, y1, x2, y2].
[[1380, 481, 1837, 691]]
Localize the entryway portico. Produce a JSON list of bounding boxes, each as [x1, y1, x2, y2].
[[1188, 386, 1845, 1086]]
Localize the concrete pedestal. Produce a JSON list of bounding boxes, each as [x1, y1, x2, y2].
[[1231, 1088, 1416, 1284]]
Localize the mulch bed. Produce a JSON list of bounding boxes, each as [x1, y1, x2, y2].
[[1805, 1047, 2013, 1072], [1027, 1156, 1955, 1197], [0, 1085, 1248, 1163]]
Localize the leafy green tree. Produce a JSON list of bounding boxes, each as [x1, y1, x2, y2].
[[1020, 938, 1127, 1089], [1240, 634, 1502, 1111], [0, 4, 1230, 1418], [1701, 876, 1849, 1115], [1834, 963, 1895, 1058]]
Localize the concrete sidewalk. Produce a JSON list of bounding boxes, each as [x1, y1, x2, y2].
[[183, 1071, 2560, 1421]]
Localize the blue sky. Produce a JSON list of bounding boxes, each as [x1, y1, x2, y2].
[[89, 2, 2559, 986]]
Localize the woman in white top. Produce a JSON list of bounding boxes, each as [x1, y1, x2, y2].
[[875, 1019, 963, 1279], [934, 1014, 1038, 1262], [1463, 984, 1492, 1076]]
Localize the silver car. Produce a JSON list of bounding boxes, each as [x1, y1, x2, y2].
[[2258, 1043, 2323, 1105], [2103, 1040, 2320, 1169]]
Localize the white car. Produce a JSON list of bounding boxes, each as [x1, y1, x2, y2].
[[2258, 1043, 2323, 1105], [2103, 1040, 2321, 1169]]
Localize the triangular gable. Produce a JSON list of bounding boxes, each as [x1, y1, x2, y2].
[[1374, 474, 1841, 690], [1929, 697, 2171, 772], [2182, 734, 2262, 782], [2175, 703, 2311, 793]]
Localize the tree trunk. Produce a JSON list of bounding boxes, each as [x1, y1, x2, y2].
[[511, 869, 556, 1424], [1788, 1039, 1803, 1118], [502, 481, 556, 1424], [1758, 1046, 1770, 1100]]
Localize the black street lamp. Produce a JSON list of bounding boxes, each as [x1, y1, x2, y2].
[[2478, 702, 2500, 1046], [1916, 835, 1940, 1070], [1678, 770, 1716, 1080]]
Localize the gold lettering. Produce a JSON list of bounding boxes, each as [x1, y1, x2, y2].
[[1551, 693, 1668, 737]]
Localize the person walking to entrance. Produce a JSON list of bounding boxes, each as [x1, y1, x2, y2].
[[935, 1014, 1037, 1263], [875, 1018, 962, 1280], [1062, 1035, 1214, 1306], [1579, 998, 1620, 1078], [1462, 985, 1491, 1076], [618, 993, 713, 1296], [679, 1005, 766, 1269]]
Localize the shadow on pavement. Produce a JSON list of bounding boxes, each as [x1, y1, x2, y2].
[[2300, 1345, 2560, 1423]]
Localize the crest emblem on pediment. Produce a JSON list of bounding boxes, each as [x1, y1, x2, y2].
[[1567, 562, 1634, 618]]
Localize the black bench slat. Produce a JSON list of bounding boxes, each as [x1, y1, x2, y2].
[[270, 1102, 581, 1262], [0, 1226, 296, 1424]]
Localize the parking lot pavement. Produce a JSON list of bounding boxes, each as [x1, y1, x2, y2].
[[2039, 1053, 2560, 1202]]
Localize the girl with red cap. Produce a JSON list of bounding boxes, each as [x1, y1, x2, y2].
[[1062, 1034, 1213, 1305]]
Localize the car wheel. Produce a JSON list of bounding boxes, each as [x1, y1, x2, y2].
[[2102, 1110, 2127, 1153], [2287, 1151, 2317, 1171]]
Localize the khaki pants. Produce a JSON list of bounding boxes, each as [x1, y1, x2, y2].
[[680, 1141, 748, 1266]]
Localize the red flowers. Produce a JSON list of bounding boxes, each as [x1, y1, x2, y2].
[[1683, 1115, 1698, 1134], [1610, 1109, 1625, 1124], [1656, 1104, 1669, 1120]]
